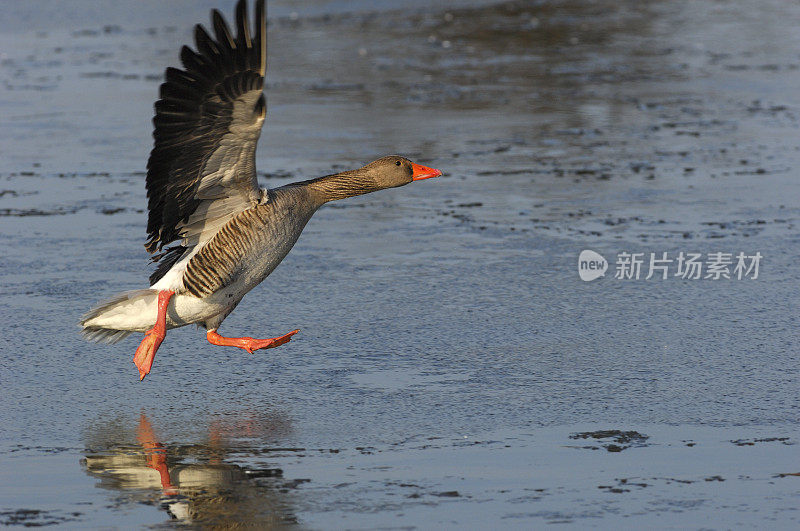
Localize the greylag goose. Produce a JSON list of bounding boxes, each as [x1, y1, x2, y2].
[[80, 0, 441, 380]]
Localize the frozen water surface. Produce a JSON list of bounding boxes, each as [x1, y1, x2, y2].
[[1, 0, 798, 528]]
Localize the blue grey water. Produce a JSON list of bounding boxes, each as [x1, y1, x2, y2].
[[1, 0, 798, 528]]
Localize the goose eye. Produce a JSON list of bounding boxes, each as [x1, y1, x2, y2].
[[395, 160, 401, 166]]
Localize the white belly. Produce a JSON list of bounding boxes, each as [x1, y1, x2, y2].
[[167, 291, 234, 329]]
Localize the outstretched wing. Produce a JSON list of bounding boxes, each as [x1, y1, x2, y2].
[[145, 0, 267, 255]]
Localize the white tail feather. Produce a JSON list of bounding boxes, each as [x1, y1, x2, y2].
[[81, 327, 133, 344], [79, 289, 159, 342]]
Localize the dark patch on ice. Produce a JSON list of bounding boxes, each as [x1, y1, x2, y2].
[[0, 207, 83, 217], [569, 430, 649, 452], [0, 509, 81, 526], [278, 478, 311, 491], [731, 437, 793, 446], [257, 169, 294, 180]]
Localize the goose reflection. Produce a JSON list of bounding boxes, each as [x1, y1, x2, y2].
[[82, 412, 299, 527]]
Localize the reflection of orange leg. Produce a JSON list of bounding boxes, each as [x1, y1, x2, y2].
[[206, 328, 299, 354], [133, 290, 174, 381], [208, 420, 224, 465], [136, 414, 177, 494]]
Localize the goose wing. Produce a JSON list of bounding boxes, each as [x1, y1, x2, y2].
[[145, 0, 267, 260]]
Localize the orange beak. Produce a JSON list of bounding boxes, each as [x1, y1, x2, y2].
[[411, 162, 442, 181]]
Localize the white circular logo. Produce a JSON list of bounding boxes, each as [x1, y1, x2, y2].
[[578, 250, 608, 281]]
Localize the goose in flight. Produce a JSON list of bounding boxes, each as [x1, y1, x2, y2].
[[80, 0, 441, 380]]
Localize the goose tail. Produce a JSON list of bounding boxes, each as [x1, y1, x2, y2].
[[79, 289, 159, 343]]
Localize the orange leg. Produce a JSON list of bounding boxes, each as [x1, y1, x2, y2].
[[136, 414, 177, 495], [206, 328, 299, 354], [132, 290, 174, 381]]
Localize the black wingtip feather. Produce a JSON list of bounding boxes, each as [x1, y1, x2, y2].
[[235, 0, 252, 51], [256, 0, 266, 76], [194, 24, 222, 63], [212, 9, 236, 51]]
